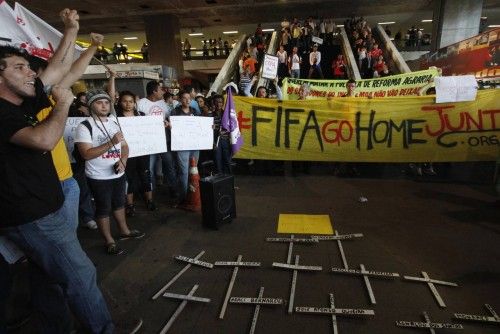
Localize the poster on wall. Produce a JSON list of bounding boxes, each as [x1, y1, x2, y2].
[[420, 28, 500, 79]]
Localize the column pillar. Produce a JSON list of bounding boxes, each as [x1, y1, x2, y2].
[[143, 14, 184, 78], [432, 0, 483, 50]]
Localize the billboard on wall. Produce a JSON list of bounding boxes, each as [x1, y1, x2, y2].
[[420, 28, 500, 79]]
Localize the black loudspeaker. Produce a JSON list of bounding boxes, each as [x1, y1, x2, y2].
[[200, 174, 236, 229]]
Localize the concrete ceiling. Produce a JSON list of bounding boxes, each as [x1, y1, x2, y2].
[[11, 0, 439, 34], [9, 0, 500, 52]]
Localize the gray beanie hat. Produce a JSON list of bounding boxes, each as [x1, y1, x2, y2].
[[87, 89, 111, 107]]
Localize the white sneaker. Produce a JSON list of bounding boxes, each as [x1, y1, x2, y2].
[[84, 220, 98, 230]]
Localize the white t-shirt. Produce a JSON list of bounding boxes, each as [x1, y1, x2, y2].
[[74, 117, 123, 180], [277, 50, 287, 64], [290, 54, 301, 70], [136, 98, 169, 118]]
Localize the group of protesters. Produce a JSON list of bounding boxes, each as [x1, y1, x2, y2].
[[346, 15, 392, 79], [0, 7, 236, 333]]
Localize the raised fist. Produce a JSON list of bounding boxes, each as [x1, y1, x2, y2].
[[60, 8, 79, 30], [90, 33, 104, 47]]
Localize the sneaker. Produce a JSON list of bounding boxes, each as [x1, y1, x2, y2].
[[119, 230, 145, 241], [84, 220, 98, 230], [114, 317, 143, 334], [423, 167, 437, 176], [146, 200, 157, 211], [106, 243, 124, 255], [125, 204, 136, 217]]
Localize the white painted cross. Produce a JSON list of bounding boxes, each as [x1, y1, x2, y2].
[[331, 264, 400, 304], [152, 250, 209, 300], [454, 303, 500, 325], [215, 255, 261, 319], [174, 254, 214, 268], [403, 271, 458, 308], [295, 292, 374, 334], [396, 311, 464, 333], [272, 255, 323, 313], [229, 287, 283, 334], [266, 234, 319, 264], [159, 284, 211, 334], [313, 230, 363, 269]]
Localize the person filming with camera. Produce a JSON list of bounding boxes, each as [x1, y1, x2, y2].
[[75, 90, 144, 255]]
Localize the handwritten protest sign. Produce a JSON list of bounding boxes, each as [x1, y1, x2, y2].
[[64, 116, 167, 159], [262, 54, 279, 80], [282, 69, 439, 100], [64, 117, 86, 163], [233, 89, 500, 162], [170, 116, 214, 151], [435, 75, 478, 103], [118, 116, 167, 157]]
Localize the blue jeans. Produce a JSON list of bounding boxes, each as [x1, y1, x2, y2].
[[0, 256, 10, 334], [291, 69, 300, 78], [61, 178, 80, 231], [215, 138, 232, 175], [176, 150, 199, 202], [4, 182, 113, 334], [150, 152, 177, 190], [70, 170, 96, 224]]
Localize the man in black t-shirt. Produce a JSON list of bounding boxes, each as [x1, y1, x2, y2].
[[0, 12, 115, 333]]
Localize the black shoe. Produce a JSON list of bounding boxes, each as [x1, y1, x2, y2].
[[119, 230, 145, 241], [106, 243, 124, 255], [146, 200, 157, 211]]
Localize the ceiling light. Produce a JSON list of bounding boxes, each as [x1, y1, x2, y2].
[[262, 29, 275, 32], [336, 24, 344, 27], [195, 51, 203, 55], [488, 25, 500, 27], [481, 17, 487, 19], [378, 21, 395, 25], [421, 19, 432, 22], [124, 37, 138, 40], [189, 33, 204, 36], [223, 31, 238, 34]]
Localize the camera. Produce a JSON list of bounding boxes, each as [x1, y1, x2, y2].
[[114, 162, 120, 174]]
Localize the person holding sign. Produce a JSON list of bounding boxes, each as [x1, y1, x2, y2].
[[169, 91, 200, 205], [116, 90, 157, 216], [75, 90, 145, 255], [308, 44, 324, 79]]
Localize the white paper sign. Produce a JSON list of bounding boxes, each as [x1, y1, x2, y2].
[[312, 36, 324, 45], [262, 54, 279, 80], [118, 116, 167, 157], [64, 116, 167, 160], [64, 117, 86, 163], [435, 75, 478, 103], [170, 116, 214, 151]]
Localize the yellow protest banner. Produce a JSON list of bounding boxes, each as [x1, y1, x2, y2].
[[233, 89, 500, 162], [282, 68, 439, 100]]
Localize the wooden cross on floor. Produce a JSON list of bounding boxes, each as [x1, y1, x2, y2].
[[266, 234, 318, 264], [215, 255, 261, 319], [455, 303, 500, 326], [152, 250, 212, 300], [313, 230, 363, 269], [230, 287, 283, 334], [159, 284, 211, 333], [331, 264, 399, 304], [403, 271, 458, 308], [396, 311, 464, 333], [295, 291, 375, 334], [273, 254, 323, 313]]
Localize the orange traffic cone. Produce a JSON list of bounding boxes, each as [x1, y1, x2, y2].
[[179, 157, 201, 211]]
